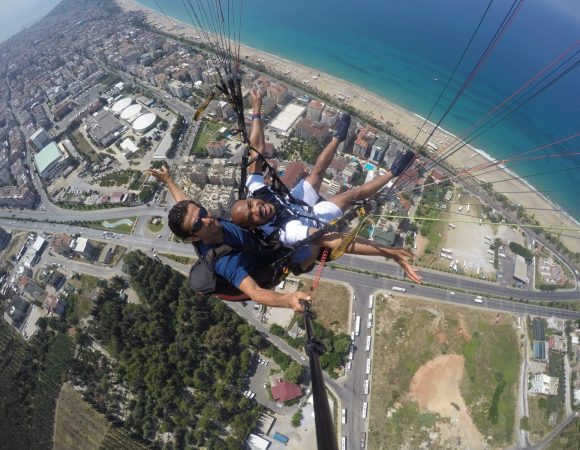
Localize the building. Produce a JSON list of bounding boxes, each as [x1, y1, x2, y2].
[[369, 137, 389, 163], [86, 110, 124, 146], [245, 434, 270, 450], [73, 237, 98, 260], [206, 140, 227, 158], [120, 104, 143, 123], [353, 126, 378, 158], [513, 255, 528, 284], [30, 128, 51, 151], [4, 296, 30, 330], [271, 380, 302, 403], [168, 79, 189, 98], [294, 118, 331, 144], [33, 141, 69, 179], [0, 186, 37, 209], [533, 318, 545, 340], [50, 233, 73, 257], [111, 97, 133, 115], [306, 100, 324, 121], [532, 340, 548, 361], [529, 374, 559, 396], [132, 113, 157, 135], [120, 138, 138, 157], [269, 104, 306, 136]]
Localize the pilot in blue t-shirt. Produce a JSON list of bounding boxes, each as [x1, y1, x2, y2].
[[197, 220, 281, 288]]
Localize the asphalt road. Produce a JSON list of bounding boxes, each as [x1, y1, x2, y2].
[[337, 255, 580, 302]]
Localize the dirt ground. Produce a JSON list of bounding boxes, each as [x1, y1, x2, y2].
[[300, 277, 350, 334], [410, 354, 486, 449]]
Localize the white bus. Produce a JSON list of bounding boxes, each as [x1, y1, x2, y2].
[[367, 312, 373, 329], [366, 357, 371, 375], [365, 336, 371, 352], [368, 294, 374, 310], [355, 316, 361, 336], [348, 345, 354, 360], [362, 402, 368, 419], [341, 408, 347, 424], [341, 436, 346, 450], [364, 379, 369, 395], [392, 286, 406, 293]]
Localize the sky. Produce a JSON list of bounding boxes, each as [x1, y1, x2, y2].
[[0, 0, 61, 43]]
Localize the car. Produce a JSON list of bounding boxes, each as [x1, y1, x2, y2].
[[157, 234, 162, 238], [347, 362, 352, 371], [449, 291, 455, 295]]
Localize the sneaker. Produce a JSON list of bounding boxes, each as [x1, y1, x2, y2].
[[390, 150, 415, 176], [333, 113, 351, 142]]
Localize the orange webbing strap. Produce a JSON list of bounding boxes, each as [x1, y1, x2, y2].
[[310, 247, 330, 296]]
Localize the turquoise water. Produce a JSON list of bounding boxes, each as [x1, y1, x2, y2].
[[138, 0, 580, 221]]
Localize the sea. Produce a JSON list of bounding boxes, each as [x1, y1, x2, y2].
[[82, 1, 580, 221]]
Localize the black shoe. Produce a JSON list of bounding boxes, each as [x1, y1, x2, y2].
[[333, 114, 351, 142], [390, 150, 415, 176]]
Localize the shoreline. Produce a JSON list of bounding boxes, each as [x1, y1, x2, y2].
[[116, 0, 579, 252]]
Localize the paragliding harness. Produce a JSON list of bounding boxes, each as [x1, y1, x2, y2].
[[188, 240, 293, 301]]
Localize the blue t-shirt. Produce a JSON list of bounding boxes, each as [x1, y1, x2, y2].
[[197, 220, 280, 288]]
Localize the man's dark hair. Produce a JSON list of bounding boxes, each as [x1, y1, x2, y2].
[[168, 200, 203, 240]]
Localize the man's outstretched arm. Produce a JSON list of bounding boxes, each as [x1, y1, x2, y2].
[[238, 275, 310, 312], [145, 165, 187, 203], [313, 232, 422, 284]]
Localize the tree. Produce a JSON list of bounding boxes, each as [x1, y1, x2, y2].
[[284, 361, 304, 384], [269, 323, 286, 337], [291, 409, 303, 427]]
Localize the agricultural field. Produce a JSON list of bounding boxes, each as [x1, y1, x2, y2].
[[54, 383, 146, 450], [368, 294, 520, 449]]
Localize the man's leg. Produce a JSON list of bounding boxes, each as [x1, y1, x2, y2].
[[247, 89, 266, 173], [304, 114, 351, 193], [329, 170, 394, 211], [329, 149, 416, 212]]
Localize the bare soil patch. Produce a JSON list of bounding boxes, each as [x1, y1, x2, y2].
[[410, 354, 485, 449]]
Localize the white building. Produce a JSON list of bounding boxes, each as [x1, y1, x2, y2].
[[529, 374, 559, 396], [30, 128, 51, 151], [269, 104, 306, 136]]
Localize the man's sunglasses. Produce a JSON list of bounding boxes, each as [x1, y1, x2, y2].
[[190, 206, 208, 234]]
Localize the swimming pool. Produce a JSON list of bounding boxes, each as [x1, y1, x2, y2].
[[364, 162, 376, 171]]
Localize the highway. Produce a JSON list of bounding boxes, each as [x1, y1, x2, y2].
[[337, 255, 580, 302]]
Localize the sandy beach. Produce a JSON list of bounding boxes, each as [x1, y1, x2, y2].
[[117, 0, 579, 253]]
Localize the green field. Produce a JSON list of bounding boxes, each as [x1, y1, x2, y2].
[[368, 294, 520, 449], [190, 120, 224, 155]]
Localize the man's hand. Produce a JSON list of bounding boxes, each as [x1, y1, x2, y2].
[[392, 248, 422, 284], [287, 292, 310, 312], [250, 87, 262, 113], [146, 165, 171, 184]]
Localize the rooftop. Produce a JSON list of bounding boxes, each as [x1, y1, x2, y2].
[[33, 142, 63, 174]]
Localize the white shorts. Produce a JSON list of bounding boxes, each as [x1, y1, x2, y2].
[[292, 179, 342, 224]]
